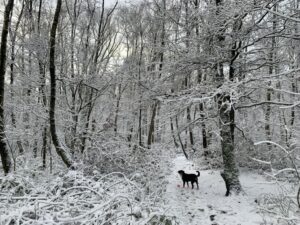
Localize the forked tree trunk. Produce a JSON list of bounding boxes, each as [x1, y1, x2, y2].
[[0, 0, 14, 175], [49, 0, 73, 168]]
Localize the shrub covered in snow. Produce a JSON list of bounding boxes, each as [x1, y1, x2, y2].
[[0, 142, 174, 224]]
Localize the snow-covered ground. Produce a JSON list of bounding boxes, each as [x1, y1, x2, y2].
[[164, 155, 299, 225], [0, 154, 299, 224]]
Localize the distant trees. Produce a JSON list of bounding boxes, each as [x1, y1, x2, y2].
[[138, 0, 300, 195], [0, 0, 121, 172]]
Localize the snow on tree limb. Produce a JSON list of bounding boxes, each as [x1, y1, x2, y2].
[[254, 141, 289, 154]]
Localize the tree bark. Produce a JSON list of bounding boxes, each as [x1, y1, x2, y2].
[[0, 0, 14, 175], [49, 0, 73, 168]]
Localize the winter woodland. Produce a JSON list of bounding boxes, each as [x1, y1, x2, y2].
[[0, 0, 300, 224]]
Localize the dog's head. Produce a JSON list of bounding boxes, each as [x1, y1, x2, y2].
[[178, 170, 185, 177]]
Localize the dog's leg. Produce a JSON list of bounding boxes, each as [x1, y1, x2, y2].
[[196, 180, 199, 189]]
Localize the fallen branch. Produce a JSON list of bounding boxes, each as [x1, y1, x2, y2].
[[0, 196, 48, 201]]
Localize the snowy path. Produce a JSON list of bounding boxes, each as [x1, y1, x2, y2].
[[164, 155, 290, 225]]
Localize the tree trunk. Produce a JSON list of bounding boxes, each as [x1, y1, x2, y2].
[[219, 96, 241, 196], [170, 117, 179, 148], [219, 52, 242, 195], [138, 105, 143, 147], [147, 100, 158, 147], [49, 0, 73, 168], [215, 0, 242, 195], [138, 36, 144, 147], [67, 0, 79, 152], [42, 127, 47, 169], [80, 90, 94, 153], [10, 0, 25, 155], [176, 115, 188, 159], [290, 0, 300, 137], [265, 4, 277, 152], [194, 0, 208, 150], [114, 84, 122, 134], [158, 0, 166, 77], [186, 105, 194, 148], [37, 0, 48, 168], [265, 88, 271, 147], [200, 103, 208, 149], [0, 0, 14, 175]]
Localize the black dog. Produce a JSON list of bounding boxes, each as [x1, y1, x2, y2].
[[178, 170, 200, 189]]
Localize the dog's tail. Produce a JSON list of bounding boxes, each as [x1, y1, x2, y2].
[[196, 171, 200, 177]]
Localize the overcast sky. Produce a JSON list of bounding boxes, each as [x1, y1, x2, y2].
[[106, 0, 141, 7], [106, 0, 118, 6]]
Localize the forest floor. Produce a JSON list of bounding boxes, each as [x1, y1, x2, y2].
[[0, 153, 299, 225], [164, 155, 300, 225]]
